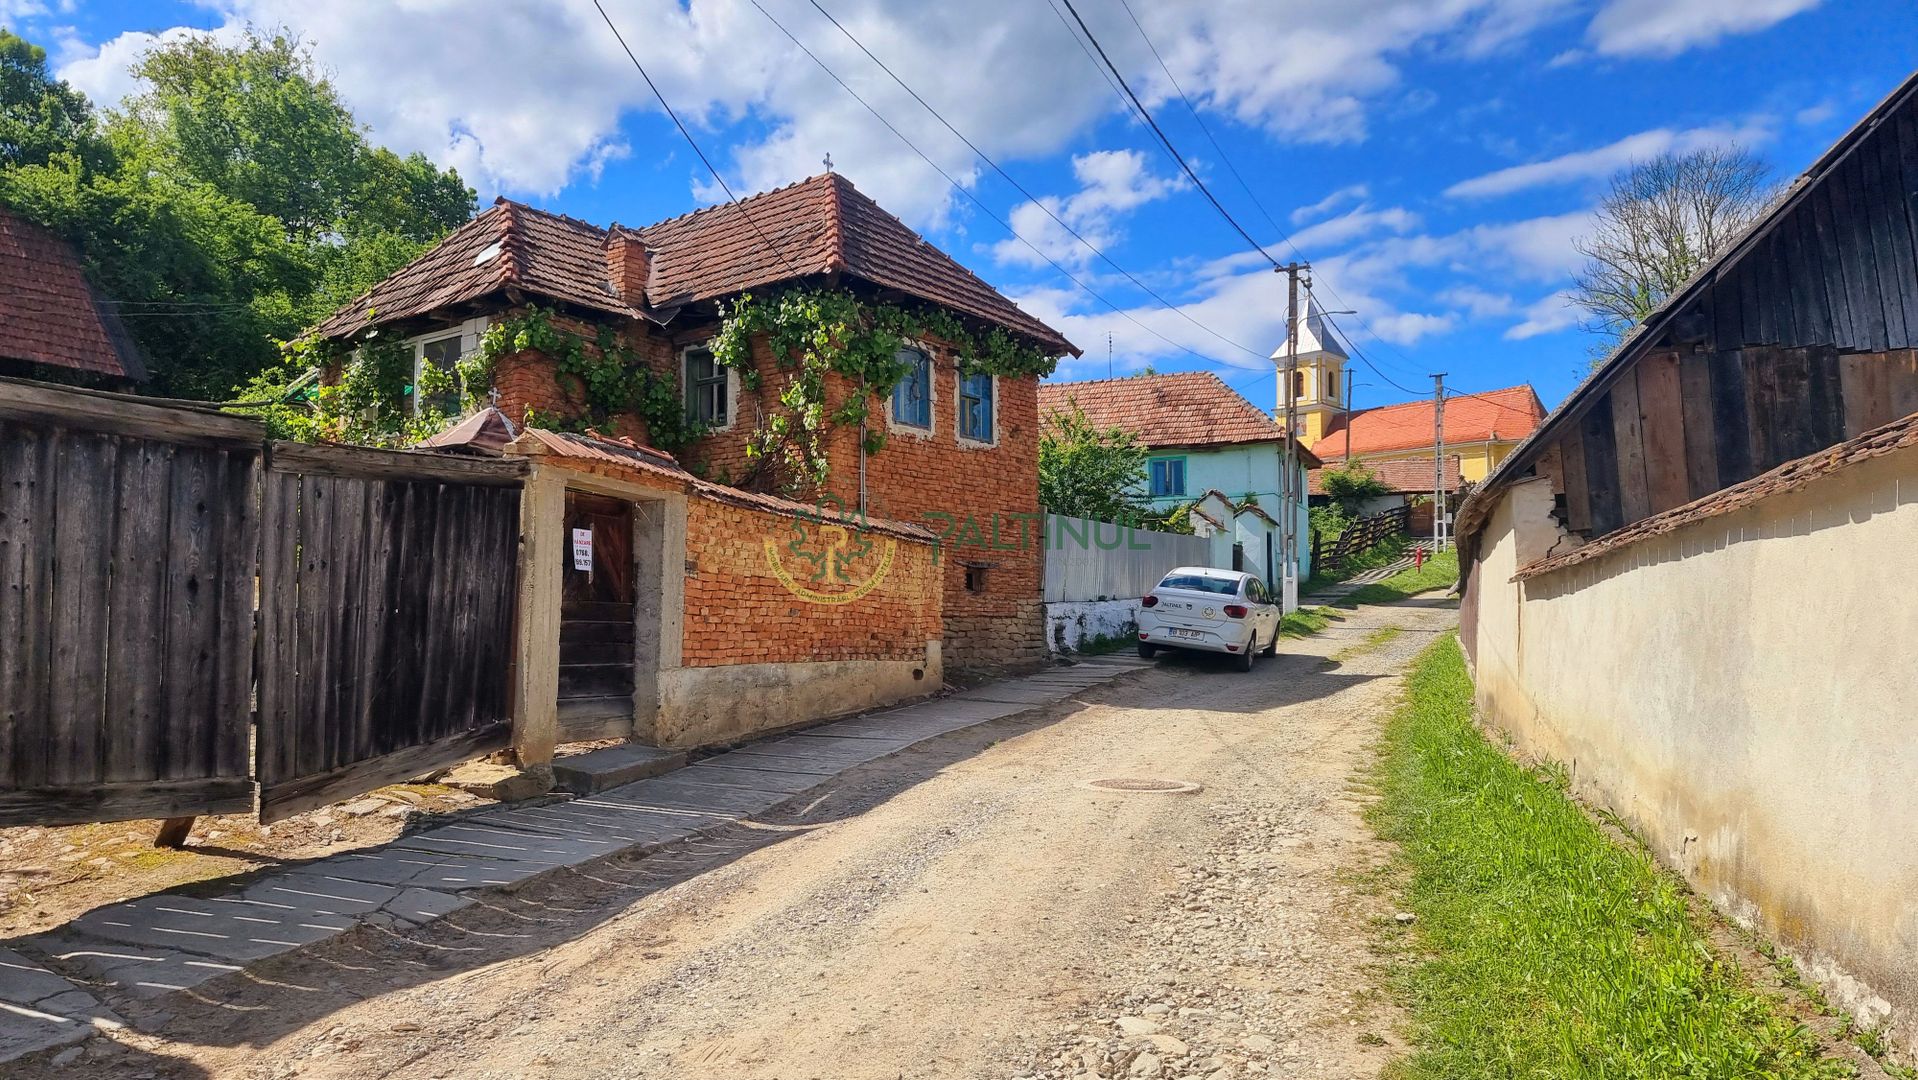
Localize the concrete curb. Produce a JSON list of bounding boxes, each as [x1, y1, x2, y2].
[[0, 654, 1153, 1064]]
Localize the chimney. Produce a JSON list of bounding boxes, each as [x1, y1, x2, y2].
[[605, 227, 649, 307]]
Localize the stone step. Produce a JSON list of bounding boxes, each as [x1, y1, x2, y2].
[[550, 743, 688, 795]]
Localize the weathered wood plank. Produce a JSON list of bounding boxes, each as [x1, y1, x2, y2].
[[1840, 351, 1896, 437], [268, 441, 527, 486], [1831, 156, 1890, 352], [1743, 347, 1785, 471], [1677, 352, 1721, 499], [326, 476, 367, 778], [259, 723, 511, 824], [294, 475, 338, 781], [1579, 395, 1623, 536], [0, 778, 254, 829], [351, 481, 394, 767], [161, 447, 221, 782], [47, 434, 116, 786], [1607, 368, 1651, 525], [1709, 349, 1756, 485], [104, 441, 172, 783], [1889, 348, 1918, 422], [1809, 185, 1857, 348], [1635, 352, 1690, 513], [1786, 206, 1834, 347], [1557, 429, 1592, 534], [211, 449, 259, 780], [0, 378, 262, 449], [1857, 134, 1910, 349], [0, 425, 56, 789], [1804, 345, 1848, 452], [1871, 125, 1918, 347], [256, 471, 299, 787]]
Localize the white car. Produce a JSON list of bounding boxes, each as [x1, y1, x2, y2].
[[1135, 567, 1282, 672]]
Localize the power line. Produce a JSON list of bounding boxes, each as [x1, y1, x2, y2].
[[590, 0, 804, 279], [1055, 0, 1282, 268], [795, 0, 1269, 366], [751, 0, 1262, 376]]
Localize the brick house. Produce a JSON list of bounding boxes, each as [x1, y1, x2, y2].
[[312, 174, 1077, 674]]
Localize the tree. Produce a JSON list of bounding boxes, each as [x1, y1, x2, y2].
[[0, 29, 100, 170], [1570, 147, 1776, 353], [0, 28, 474, 399], [1038, 404, 1153, 523]]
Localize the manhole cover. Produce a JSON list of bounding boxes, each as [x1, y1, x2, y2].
[[1081, 778, 1203, 794]]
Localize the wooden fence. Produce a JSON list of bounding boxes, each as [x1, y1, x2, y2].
[[256, 443, 525, 822], [1316, 505, 1410, 572], [0, 377, 527, 828]]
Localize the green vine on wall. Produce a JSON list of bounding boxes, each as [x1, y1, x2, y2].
[[239, 324, 480, 446], [709, 286, 1057, 493], [477, 306, 699, 451]]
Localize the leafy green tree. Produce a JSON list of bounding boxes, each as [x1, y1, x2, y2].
[[0, 29, 100, 170], [1317, 459, 1391, 519], [0, 28, 474, 399], [1038, 404, 1155, 523]]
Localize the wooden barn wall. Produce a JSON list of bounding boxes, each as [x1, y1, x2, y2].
[[1533, 95, 1918, 539]]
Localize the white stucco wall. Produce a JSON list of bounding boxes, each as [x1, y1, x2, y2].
[[1044, 598, 1139, 654], [1143, 443, 1312, 582], [1467, 447, 1918, 1050]]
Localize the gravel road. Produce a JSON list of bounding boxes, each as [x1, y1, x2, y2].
[[36, 594, 1459, 1080]]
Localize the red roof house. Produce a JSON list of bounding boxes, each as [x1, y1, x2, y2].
[[1038, 371, 1319, 460], [0, 207, 145, 382]]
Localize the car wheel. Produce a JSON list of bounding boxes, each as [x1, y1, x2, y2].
[[1236, 635, 1257, 672], [1263, 625, 1280, 655], [1137, 642, 1158, 659]]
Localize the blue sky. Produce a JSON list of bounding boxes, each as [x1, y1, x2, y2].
[[12, 0, 1915, 411]]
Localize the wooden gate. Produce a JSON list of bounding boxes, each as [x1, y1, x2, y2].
[[556, 491, 637, 742], [255, 442, 526, 821], [0, 383, 261, 825]]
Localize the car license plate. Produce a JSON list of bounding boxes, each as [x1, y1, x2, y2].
[[1170, 628, 1204, 640]]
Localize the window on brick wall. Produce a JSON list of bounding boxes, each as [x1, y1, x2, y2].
[[964, 564, 988, 592], [958, 371, 994, 444], [683, 347, 729, 428], [891, 347, 932, 429], [419, 335, 462, 416]]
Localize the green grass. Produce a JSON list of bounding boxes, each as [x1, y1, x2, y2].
[[1303, 529, 1413, 596], [1370, 637, 1850, 1080], [1279, 605, 1337, 638], [1332, 624, 1403, 661], [1339, 547, 1459, 608]]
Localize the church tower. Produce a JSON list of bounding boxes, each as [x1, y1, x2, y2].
[[1272, 292, 1350, 448]]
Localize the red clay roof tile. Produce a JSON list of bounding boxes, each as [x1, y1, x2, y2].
[[1307, 456, 1462, 496], [0, 207, 145, 380], [1308, 385, 1544, 459], [1038, 372, 1287, 449]]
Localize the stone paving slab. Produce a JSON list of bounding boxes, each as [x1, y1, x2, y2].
[[0, 948, 120, 1060], [27, 936, 245, 1000], [0, 654, 1155, 1064]]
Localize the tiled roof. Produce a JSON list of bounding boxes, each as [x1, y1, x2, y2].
[[1038, 372, 1289, 449], [314, 174, 1073, 355], [1308, 456, 1462, 496], [1308, 385, 1544, 459], [0, 207, 145, 379]]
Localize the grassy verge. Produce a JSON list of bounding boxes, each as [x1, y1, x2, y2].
[[1278, 606, 1335, 638], [1338, 547, 1458, 608], [1302, 530, 1411, 595], [1369, 637, 1850, 1079]]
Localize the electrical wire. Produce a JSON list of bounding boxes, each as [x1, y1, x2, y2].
[[591, 0, 805, 279], [749, 0, 1265, 377], [1055, 0, 1282, 269], [794, 0, 1271, 366]]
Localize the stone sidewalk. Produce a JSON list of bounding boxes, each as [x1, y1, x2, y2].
[[0, 654, 1152, 1063]]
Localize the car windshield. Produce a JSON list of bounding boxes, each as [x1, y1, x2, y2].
[[1156, 573, 1240, 595]]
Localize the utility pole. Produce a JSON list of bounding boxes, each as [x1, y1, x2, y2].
[[1275, 261, 1308, 613], [1431, 373, 1447, 552]]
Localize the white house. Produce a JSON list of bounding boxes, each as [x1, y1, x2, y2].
[[1038, 371, 1319, 598]]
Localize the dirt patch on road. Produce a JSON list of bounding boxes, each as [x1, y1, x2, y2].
[[15, 598, 1459, 1080]]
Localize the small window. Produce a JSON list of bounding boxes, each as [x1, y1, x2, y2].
[[418, 335, 462, 416], [1325, 369, 1339, 401], [1148, 458, 1186, 498], [958, 371, 994, 443], [964, 565, 988, 593], [684, 347, 728, 427], [892, 347, 932, 428], [1292, 369, 1306, 400]]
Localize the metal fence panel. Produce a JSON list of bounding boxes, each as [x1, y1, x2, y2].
[[1042, 514, 1211, 603]]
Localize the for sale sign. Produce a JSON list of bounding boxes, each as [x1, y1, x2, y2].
[[571, 527, 593, 572]]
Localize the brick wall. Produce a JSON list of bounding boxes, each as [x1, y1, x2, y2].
[[681, 497, 941, 667]]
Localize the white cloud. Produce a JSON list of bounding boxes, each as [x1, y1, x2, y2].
[[1586, 0, 1821, 58], [1444, 120, 1774, 198], [1439, 286, 1517, 318], [1287, 204, 1420, 252], [50, 0, 1604, 227], [1291, 184, 1370, 225], [1505, 291, 1581, 339], [992, 149, 1186, 269]]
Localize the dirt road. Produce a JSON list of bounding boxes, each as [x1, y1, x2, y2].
[[40, 595, 1458, 1080]]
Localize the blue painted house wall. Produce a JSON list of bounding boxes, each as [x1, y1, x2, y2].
[[1136, 441, 1313, 585]]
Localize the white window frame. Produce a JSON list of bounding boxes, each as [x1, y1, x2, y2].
[[681, 343, 737, 432], [382, 315, 489, 417], [955, 369, 997, 448], [886, 340, 937, 438]]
